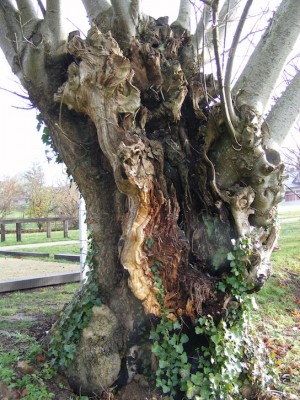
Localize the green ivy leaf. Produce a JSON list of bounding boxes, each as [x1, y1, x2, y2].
[[173, 320, 181, 330], [159, 359, 170, 369], [180, 334, 189, 344], [175, 343, 184, 354], [191, 371, 202, 386]]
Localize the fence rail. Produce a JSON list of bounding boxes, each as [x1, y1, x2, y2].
[[0, 272, 80, 293], [0, 217, 75, 242]]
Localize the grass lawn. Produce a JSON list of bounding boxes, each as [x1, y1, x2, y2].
[[0, 230, 80, 263], [254, 206, 300, 397], [0, 284, 84, 399], [0, 207, 299, 398], [0, 243, 81, 263], [0, 229, 79, 246]]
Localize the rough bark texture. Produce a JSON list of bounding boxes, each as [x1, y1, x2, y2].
[[0, 1, 295, 397], [51, 21, 284, 394]]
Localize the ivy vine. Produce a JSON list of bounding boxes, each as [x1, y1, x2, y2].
[[149, 236, 277, 399], [47, 237, 101, 368], [36, 113, 62, 164]]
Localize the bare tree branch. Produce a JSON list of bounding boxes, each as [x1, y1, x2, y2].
[[110, 0, 140, 49], [224, 0, 253, 125], [82, 0, 111, 23], [234, 0, 300, 115], [282, 136, 300, 175], [212, 0, 241, 145], [0, 86, 30, 100], [201, 0, 212, 6], [0, 1, 21, 67], [263, 70, 300, 146], [15, 0, 40, 40], [46, 0, 67, 45], [174, 0, 191, 32], [218, 0, 243, 53], [192, 2, 210, 53], [197, 0, 242, 65], [37, 0, 46, 17], [15, 0, 37, 24]]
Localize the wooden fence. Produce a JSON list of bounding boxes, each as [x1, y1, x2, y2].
[[0, 217, 76, 242], [0, 272, 81, 293]]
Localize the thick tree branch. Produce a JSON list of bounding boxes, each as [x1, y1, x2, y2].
[[224, 0, 253, 126], [16, 0, 39, 39], [174, 0, 191, 32], [263, 70, 300, 146], [0, 19, 15, 69], [46, 0, 66, 46], [82, 0, 111, 23], [0, 1, 47, 88], [16, 0, 36, 24], [192, 4, 210, 55], [110, 0, 140, 50], [233, 0, 300, 115], [0, 1, 22, 69]]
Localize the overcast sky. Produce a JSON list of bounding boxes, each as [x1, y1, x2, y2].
[[0, 0, 298, 185]]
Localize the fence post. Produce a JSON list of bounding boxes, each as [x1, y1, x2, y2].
[[1, 224, 5, 242], [47, 221, 51, 238], [63, 220, 69, 238], [16, 223, 21, 242]]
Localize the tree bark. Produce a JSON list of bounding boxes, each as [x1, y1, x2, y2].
[[233, 0, 300, 114]]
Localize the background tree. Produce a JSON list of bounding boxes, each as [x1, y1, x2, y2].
[[283, 125, 300, 177], [52, 181, 79, 227], [1, 0, 300, 398], [24, 163, 53, 228], [0, 176, 23, 218]]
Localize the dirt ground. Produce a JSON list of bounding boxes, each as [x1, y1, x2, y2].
[[0, 241, 80, 281], [0, 258, 79, 281]]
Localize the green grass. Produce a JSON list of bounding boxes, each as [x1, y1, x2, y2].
[[0, 243, 80, 263], [271, 219, 300, 276], [0, 238, 80, 263], [254, 207, 300, 397], [0, 285, 79, 316], [0, 230, 80, 262], [278, 206, 300, 220], [0, 284, 85, 399], [15, 243, 80, 255], [0, 230, 79, 246]]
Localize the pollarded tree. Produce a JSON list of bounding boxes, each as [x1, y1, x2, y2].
[[24, 163, 53, 227], [51, 181, 79, 226], [1, 0, 300, 398]]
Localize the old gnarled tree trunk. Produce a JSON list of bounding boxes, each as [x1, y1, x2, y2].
[[1, 0, 300, 398]]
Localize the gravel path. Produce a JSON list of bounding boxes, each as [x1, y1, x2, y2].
[[0, 258, 79, 281], [0, 241, 80, 281]]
